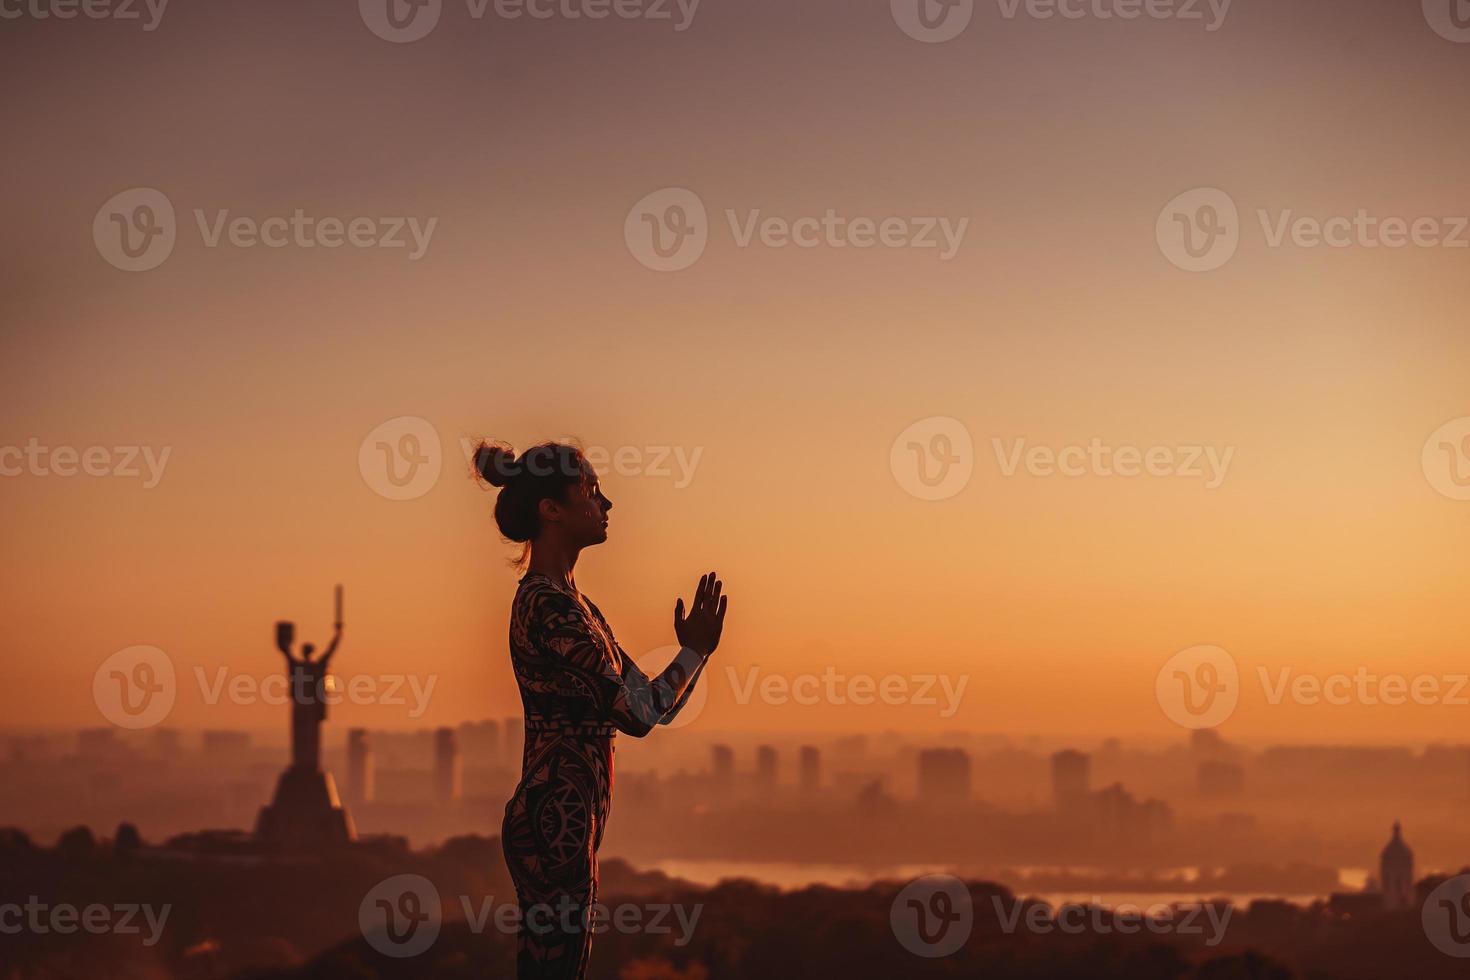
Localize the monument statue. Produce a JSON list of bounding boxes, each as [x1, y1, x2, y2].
[[255, 585, 355, 849], [276, 586, 343, 771]]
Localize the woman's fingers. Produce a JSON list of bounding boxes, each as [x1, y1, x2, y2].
[[688, 571, 726, 619], [716, 593, 728, 622]]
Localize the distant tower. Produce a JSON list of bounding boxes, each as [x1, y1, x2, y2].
[[457, 719, 499, 766], [917, 748, 972, 805], [1189, 728, 1229, 759], [711, 744, 735, 786], [1051, 749, 1091, 810], [434, 727, 463, 804], [756, 745, 778, 787], [347, 728, 374, 806], [1379, 821, 1414, 911], [798, 746, 821, 793]]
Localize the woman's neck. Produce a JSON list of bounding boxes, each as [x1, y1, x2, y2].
[[527, 539, 579, 591]]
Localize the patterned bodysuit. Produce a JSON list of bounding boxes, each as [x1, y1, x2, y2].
[[501, 572, 704, 980]]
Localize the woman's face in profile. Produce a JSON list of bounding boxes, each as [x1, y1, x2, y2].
[[562, 468, 612, 546]]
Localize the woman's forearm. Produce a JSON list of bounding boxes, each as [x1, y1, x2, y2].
[[658, 651, 708, 724], [656, 645, 707, 707]]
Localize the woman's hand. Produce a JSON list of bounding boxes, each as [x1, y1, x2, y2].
[[674, 571, 728, 658]]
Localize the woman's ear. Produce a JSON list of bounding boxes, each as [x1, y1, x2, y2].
[[537, 496, 562, 525]]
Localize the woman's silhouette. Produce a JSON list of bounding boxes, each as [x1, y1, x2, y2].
[[474, 441, 727, 980]]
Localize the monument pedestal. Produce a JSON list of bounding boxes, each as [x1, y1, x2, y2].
[[254, 766, 355, 849]]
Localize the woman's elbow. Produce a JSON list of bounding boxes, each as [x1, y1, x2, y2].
[[617, 718, 656, 738]]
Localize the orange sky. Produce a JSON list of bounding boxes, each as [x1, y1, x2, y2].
[[1, 0, 1468, 742]]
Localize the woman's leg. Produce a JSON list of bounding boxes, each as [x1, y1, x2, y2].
[[513, 881, 595, 980], [503, 746, 601, 979]]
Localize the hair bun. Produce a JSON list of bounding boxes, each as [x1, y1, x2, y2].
[[473, 441, 516, 487]]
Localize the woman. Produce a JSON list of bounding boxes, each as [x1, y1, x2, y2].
[[474, 440, 727, 980]]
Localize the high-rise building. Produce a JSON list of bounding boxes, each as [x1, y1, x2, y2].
[[857, 778, 898, 814], [347, 728, 374, 806], [1091, 782, 1173, 841], [1051, 749, 1091, 810], [756, 745, 778, 786], [434, 727, 462, 804], [798, 746, 821, 792], [917, 748, 972, 805], [1379, 822, 1414, 911], [457, 719, 499, 767], [1190, 728, 1230, 758], [711, 744, 735, 786]]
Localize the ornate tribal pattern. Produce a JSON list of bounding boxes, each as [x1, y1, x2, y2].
[[501, 572, 702, 979]]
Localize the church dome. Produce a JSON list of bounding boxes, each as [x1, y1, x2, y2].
[[1380, 821, 1413, 865]]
